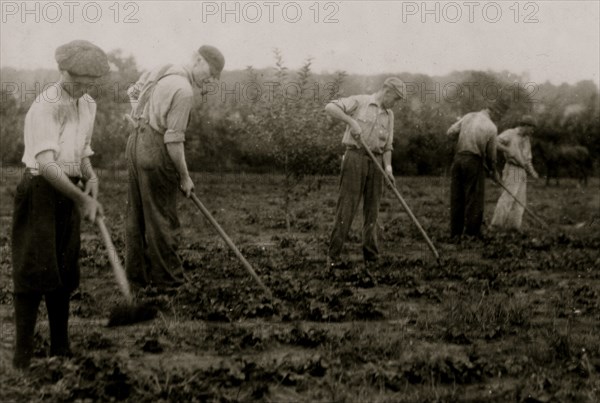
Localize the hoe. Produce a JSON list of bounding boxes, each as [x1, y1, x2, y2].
[[356, 136, 442, 266], [96, 216, 158, 327], [186, 191, 273, 299], [489, 175, 550, 229], [483, 162, 550, 229]]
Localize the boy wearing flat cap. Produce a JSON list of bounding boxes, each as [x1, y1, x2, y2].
[[325, 77, 406, 270], [11, 40, 108, 369], [125, 45, 224, 290]]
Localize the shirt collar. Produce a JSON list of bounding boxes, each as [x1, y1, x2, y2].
[[368, 93, 386, 112], [180, 65, 197, 88]]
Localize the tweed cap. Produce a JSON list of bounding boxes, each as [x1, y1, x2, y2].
[[198, 45, 225, 79], [518, 115, 537, 127], [383, 77, 407, 99], [55, 40, 110, 77]]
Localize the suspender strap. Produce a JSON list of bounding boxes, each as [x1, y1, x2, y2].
[[133, 64, 175, 119]]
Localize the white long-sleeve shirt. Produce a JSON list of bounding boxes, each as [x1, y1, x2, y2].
[[22, 84, 96, 177]]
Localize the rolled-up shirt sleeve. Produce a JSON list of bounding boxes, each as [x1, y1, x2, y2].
[[82, 143, 94, 159], [26, 103, 62, 159], [447, 118, 462, 139], [497, 130, 511, 146], [331, 96, 359, 116], [384, 110, 394, 152], [163, 89, 193, 144]]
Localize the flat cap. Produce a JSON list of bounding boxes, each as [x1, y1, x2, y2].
[[55, 40, 110, 77], [518, 115, 537, 127], [198, 45, 225, 80], [383, 77, 407, 99]]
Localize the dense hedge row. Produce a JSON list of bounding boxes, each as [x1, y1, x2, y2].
[[1, 50, 598, 177]]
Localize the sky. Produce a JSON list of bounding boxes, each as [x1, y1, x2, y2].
[[1, 0, 599, 85]]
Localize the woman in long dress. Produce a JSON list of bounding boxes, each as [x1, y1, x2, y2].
[[491, 116, 539, 230]]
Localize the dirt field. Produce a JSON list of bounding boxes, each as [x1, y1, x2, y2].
[[1, 171, 599, 402]]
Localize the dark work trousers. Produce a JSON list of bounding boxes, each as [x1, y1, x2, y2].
[[328, 149, 384, 262], [125, 120, 185, 288], [13, 291, 71, 368], [450, 153, 486, 237], [11, 172, 80, 369]]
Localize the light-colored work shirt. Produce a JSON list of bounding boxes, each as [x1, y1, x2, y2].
[[497, 128, 537, 176], [447, 109, 498, 168], [22, 84, 96, 178], [128, 65, 194, 143], [331, 94, 394, 154]]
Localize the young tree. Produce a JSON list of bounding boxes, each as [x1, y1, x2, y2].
[[91, 49, 141, 169], [0, 89, 25, 164], [241, 50, 346, 231]]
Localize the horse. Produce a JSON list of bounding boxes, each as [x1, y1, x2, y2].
[[532, 141, 593, 186]]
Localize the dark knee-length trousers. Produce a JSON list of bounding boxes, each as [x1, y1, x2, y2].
[[11, 173, 80, 368]]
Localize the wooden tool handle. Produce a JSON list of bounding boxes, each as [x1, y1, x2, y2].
[[494, 177, 549, 229], [356, 136, 441, 263], [96, 216, 133, 303], [189, 193, 273, 298]]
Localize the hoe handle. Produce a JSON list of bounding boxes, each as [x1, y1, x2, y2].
[[97, 216, 133, 303], [356, 136, 441, 263], [189, 192, 273, 299]]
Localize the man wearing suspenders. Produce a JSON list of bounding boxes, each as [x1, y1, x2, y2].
[[125, 46, 225, 290]]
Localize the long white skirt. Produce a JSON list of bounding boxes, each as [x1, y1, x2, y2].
[[491, 164, 528, 229]]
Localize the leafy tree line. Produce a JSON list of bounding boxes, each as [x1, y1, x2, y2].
[[1, 50, 599, 179]]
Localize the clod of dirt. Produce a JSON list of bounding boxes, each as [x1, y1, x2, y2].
[[81, 331, 113, 350], [355, 269, 377, 288], [107, 303, 158, 327], [443, 327, 472, 345], [33, 332, 50, 358], [140, 337, 164, 354]]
